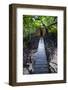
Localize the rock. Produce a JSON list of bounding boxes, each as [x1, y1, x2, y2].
[[23, 67, 29, 74], [49, 49, 57, 72]]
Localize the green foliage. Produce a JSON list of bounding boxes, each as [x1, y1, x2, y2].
[[23, 15, 57, 47]]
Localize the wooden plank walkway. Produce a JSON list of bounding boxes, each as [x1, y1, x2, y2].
[[33, 37, 49, 74]]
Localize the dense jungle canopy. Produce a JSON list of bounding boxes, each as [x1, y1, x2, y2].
[[23, 15, 57, 48], [23, 15, 57, 37]]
